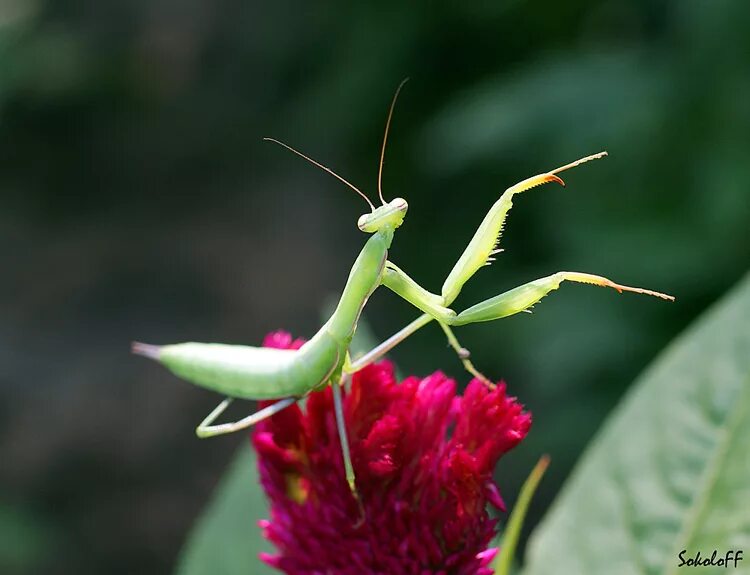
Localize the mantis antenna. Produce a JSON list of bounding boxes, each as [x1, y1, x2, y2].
[[377, 78, 409, 205], [263, 137, 375, 211]]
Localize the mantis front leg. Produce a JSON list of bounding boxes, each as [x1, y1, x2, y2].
[[357, 151, 672, 381], [448, 271, 673, 325], [440, 151, 608, 306], [379, 263, 671, 384], [383, 263, 672, 326], [348, 155, 602, 375], [379, 262, 492, 383]]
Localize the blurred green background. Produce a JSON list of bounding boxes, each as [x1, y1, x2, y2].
[[2, 0, 748, 573]]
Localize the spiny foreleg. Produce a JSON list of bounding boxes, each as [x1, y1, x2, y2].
[[450, 272, 674, 326], [379, 263, 491, 384], [441, 152, 607, 306]]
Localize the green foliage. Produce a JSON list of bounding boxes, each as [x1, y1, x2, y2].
[[174, 446, 274, 575], [0, 504, 57, 574], [493, 456, 549, 575], [522, 271, 750, 574]]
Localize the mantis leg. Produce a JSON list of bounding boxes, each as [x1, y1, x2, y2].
[[441, 152, 608, 306], [345, 313, 433, 373], [380, 263, 489, 380], [195, 396, 297, 438], [437, 322, 492, 386], [364, 154, 612, 378], [331, 376, 357, 497], [381, 262, 456, 321], [357, 153, 671, 382], [451, 271, 673, 326], [345, 312, 488, 383], [381, 264, 671, 366], [332, 374, 366, 523]]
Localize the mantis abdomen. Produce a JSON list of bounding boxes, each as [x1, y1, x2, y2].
[[135, 332, 342, 399]]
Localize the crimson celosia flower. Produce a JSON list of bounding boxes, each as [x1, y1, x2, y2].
[[253, 331, 532, 575]]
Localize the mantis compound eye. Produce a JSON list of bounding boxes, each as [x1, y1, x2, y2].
[[357, 213, 371, 231], [390, 197, 408, 213]]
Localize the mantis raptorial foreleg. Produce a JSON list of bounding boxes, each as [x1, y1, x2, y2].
[[441, 153, 607, 305], [380, 221, 672, 379], [381, 262, 456, 320], [366, 158, 595, 377], [370, 151, 674, 382], [384, 263, 672, 326], [380, 263, 496, 380], [450, 271, 673, 325]]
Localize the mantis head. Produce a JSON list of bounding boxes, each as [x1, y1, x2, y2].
[[357, 197, 408, 233], [358, 80, 410, 234], [264, 79, 411, 234]]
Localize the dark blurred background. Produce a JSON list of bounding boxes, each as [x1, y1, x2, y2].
[[2, 0, 749, 573]]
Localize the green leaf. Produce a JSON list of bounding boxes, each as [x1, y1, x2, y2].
[[174, 445, 275, 575], [493, 456, 550, 575], [523, 271, 750, 575], [0, 503, 57, 574]]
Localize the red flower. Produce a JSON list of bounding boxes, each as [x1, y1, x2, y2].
[[253, 331, 532, 574]]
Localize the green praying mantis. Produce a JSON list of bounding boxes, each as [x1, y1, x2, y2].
[[133, 81, 673, 495]]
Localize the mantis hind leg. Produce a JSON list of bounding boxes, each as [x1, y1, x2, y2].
[[195, 396, 298, 438]]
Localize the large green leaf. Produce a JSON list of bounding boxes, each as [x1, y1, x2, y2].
[[523, 271, 750, 575], [174, 445, 275, 575]]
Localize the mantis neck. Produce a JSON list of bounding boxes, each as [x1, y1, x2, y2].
[[324, 227, 394, 345]]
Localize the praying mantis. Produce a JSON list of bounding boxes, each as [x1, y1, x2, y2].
[[133, 81, 674, 495]]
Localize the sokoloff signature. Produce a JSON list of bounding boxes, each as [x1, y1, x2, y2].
[[678, 550, 743, 568]]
